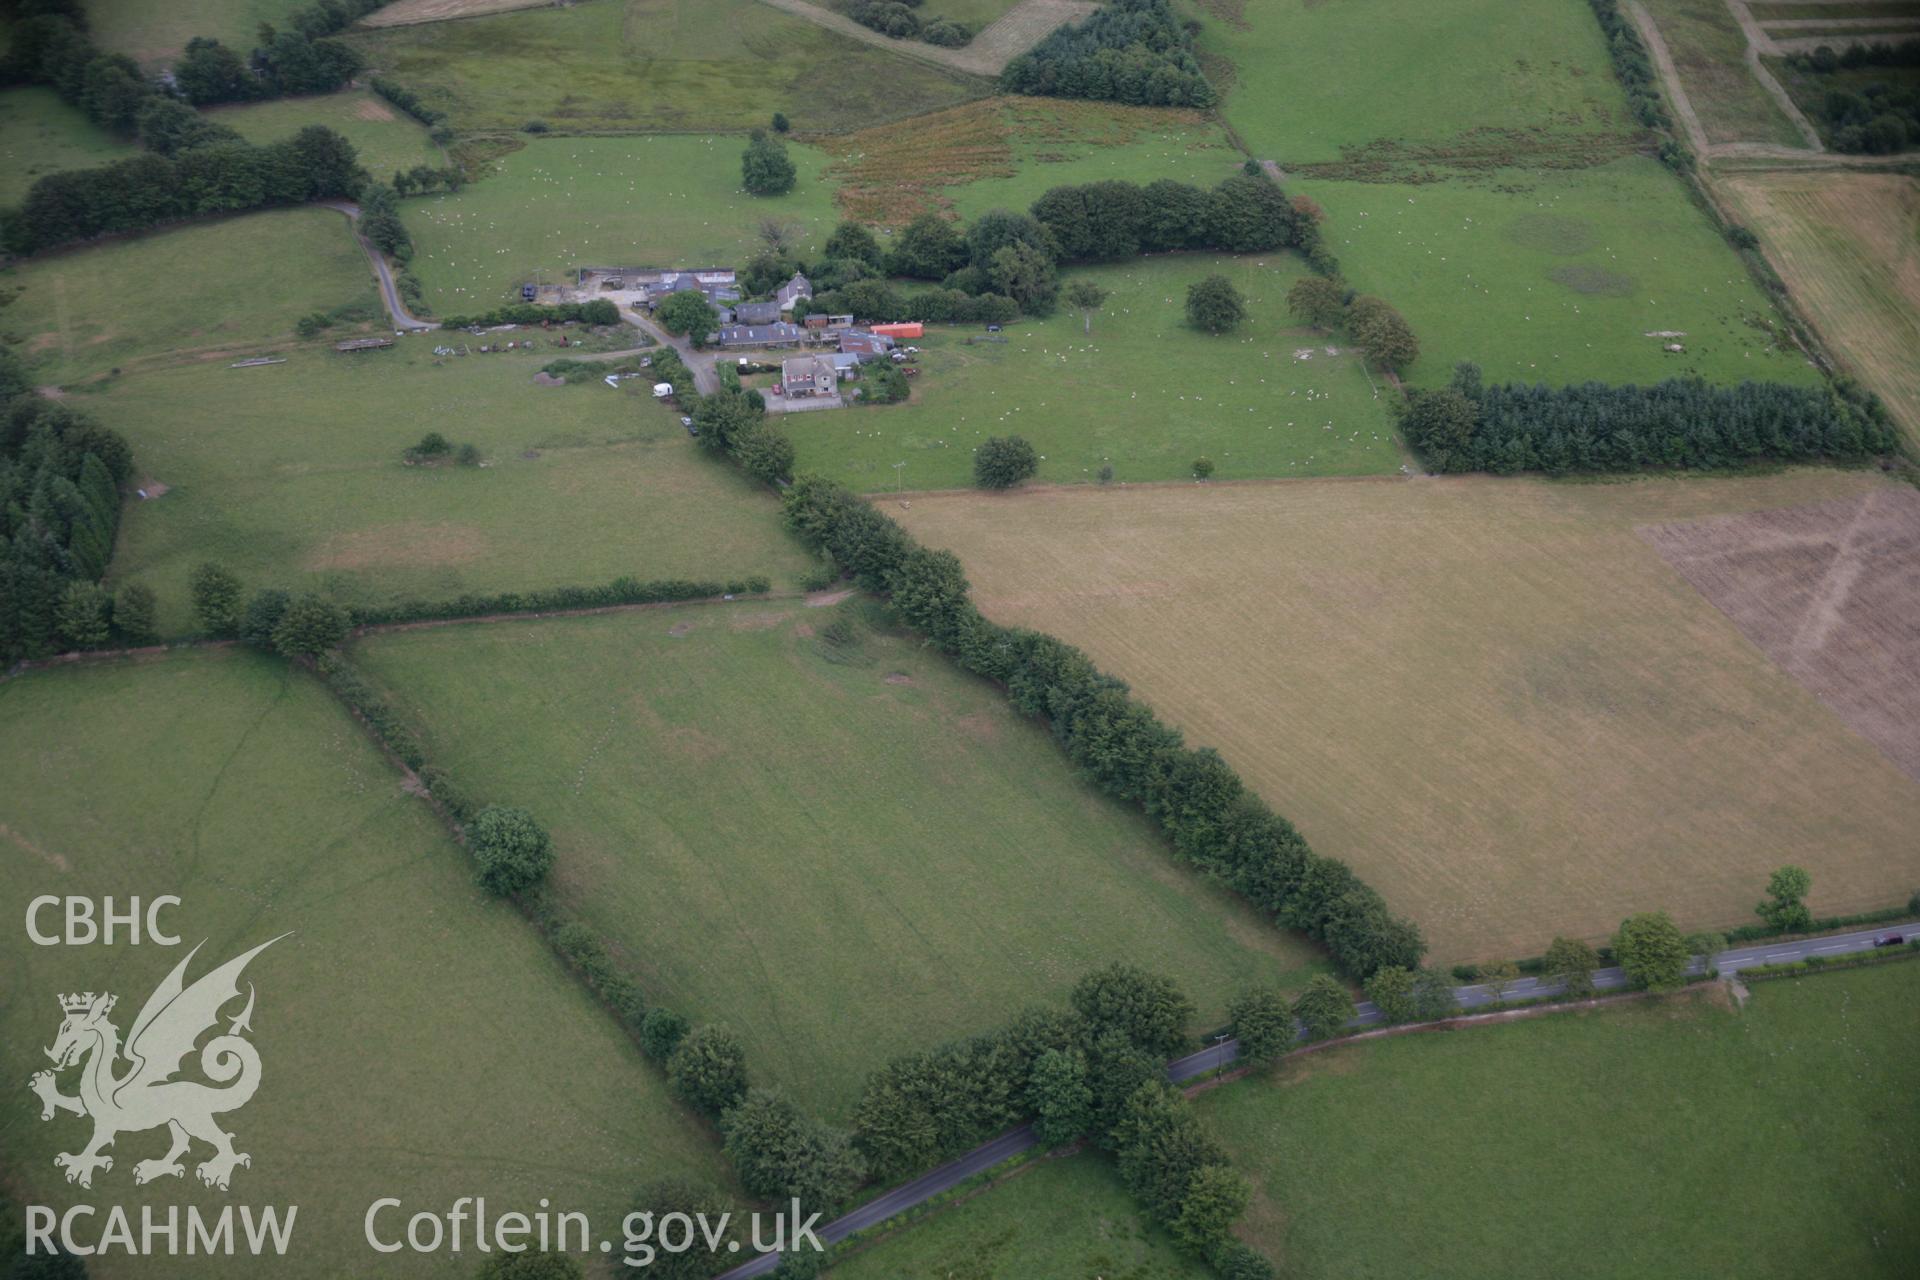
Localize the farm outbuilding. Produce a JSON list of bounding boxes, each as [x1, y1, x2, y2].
[[870, 323, 923, 339]]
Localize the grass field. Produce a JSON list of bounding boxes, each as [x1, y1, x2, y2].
[[347, 0, 988, 134], [1203, 966, 1920, 1278], [1293, 157, 1823, 388], [205, 88, 446, 182], [0, 88, 139, 207], [353, 603, 1325, 1119], [84, 0, 309, 65], [406, 135, 840, 309], [831, 1152, 1211, 1279], [824, 96, 1238, 225], [1198, 0, 1637, 168], [789, 254, 1402, 491], [92, 350, 811, 635], [0, 649, 728, 1279], [2, 207, 377, 385], [893, 472, 1920, 963], [1720, 169, 1920, 446], [1641, 0, 1810, 146]]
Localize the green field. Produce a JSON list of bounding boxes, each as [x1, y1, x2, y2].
[[94, 350, 811, 634], [2, 206, 377, 384], [1200, 0, 1636, 167], [1203, 966, 1920, 1278], [791, 254, 1401, 491], [0, 88, 139, 207], [354, 603, 1324, 1119], [0, 649, 728, 1279], [407, 135, 840, 309], [832, 1153, 1212, 1279], [348, 0, 988, 134], [205, 88, 446, 181], [1641, 0, 1810, 147], [1294, 157, 1822, 388], [84, 0, 309, 65]]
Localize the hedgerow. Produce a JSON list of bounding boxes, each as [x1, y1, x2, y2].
[[438, 300, 622, 329], [344, 574, 770, 627], [780, 475, 1425, 981]]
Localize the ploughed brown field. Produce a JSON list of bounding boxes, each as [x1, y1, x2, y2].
[[1642, 484, 1920, 784], [894, 471, 1920, 962]]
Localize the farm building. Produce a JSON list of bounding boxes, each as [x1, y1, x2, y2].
[[734, 301, 782, 325], [839, 331, 895, 359], [780, 355, 838, 397], [715, 322, 809, 350], [870, 322, 923, 340]]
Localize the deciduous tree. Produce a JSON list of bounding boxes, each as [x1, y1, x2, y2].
[[1544, 936, 1599, 998], [1291, 974, 1355, 1042], [468, 805, 554, 896], [1758, 865, 1814, 931], [1615, 911, 1689, 992], [668, 1024, 750, 1117], [973, 435, 1039, 490], [1185, 275, 1245, 334], [1226, 985, 1292, 1063]]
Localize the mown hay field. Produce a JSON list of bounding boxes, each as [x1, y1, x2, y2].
[[1293, 158, 1823, 388], [347, 0, 988, 134], [3, 207, 378, 385], [0, 88, 138, 207], [354, 603, 1326, 1120], [0, 649, 728, 1279], [97, 352, 811, 635], [364, 0, 563, 25], [405, 134, 841, 309], [895, 472, 1920, 962], [1203, 963, 1920, 1278], [788, 253, 1402, 491], [1720, 169, 1920, 446]]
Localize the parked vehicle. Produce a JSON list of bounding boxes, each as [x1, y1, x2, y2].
[[682, 417, 698, 437]]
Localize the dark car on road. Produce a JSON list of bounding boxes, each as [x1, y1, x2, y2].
[[1872, 934, 1905, 947]]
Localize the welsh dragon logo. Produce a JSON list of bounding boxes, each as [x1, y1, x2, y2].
[[28, 936, 285, 1192]]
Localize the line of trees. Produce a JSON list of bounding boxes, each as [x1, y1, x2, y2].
[[1584, 0, 1689, 170], [3, 123, 366, 253], [1286, 276, 1420, 372], [0, 347, 139, 662], [846, 0, 973, 48], [1030, 173, 1330, 268], [779, 475, 1426, 981], [172, 0, 394, 105], [1002, 0, 1215, 108], [791, 171, 1315, 328], [437, 298, 622, 329], [1, 12, 242, 151], [1397, 362, 1900, 474], [854, 964, 1276, 1278]]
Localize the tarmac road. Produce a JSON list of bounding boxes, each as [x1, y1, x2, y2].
[[320, 200, 437, 332], [711, 922, 1915, 1277]]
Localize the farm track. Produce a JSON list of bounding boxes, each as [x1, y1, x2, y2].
[[750, 0, 1092, 76]]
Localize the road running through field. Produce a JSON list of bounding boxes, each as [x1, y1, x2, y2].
[[713, 921, 1917, 1277]]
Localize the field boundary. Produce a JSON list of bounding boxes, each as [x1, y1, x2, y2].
[[750, 0, 1084, 77]]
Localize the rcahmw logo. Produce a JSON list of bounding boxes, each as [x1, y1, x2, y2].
[[23, 922, 299, 1258]]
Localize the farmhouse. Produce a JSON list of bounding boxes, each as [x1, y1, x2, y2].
[[775, 272, 813, 313], [780, 354, 838, 397]]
